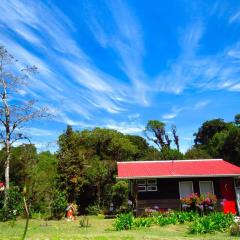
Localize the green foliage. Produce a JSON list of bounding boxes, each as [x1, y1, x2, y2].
[[0, 144, 37, 187], [230, 222, 240, 236], [194, 119, 228, 146], [28, 151, 57, 214], [133, 217, 153, 228], [51, 191, 67, 220], [113, 211, 198, 231], [111, 181, 128, 210], [235, 114, 240, 125], [173, 211, 198, 223], [0, 186, 23, 221], [159, 147, 184, 160], [79, 215, 90, 228], [85, 204, 101, 215], [114, 212, 134, 230], [155, 212, 178, 226], [189, 212, 234, 234], [185, 147, 211, 159]]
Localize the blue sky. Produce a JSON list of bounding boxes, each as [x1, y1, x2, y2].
[[0, 0, 240, 153]]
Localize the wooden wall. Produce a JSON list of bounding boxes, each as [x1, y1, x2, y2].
[[132, 177, 234, 215]]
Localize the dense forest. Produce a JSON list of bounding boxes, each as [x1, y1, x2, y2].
[[1, 115, 240, 217]]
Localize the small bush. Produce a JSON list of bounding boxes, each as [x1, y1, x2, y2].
[[114, 212, 134, 230], [133, 217, 153, 228], [79, 215, 90, 228], [174, 211, 198, 223], [51, 191, 67, 220], [189, 212, 234, 234], [86, 204, 101, 215], [155, 214, 178, 226], [0, 186, 24, 221], [230, 222, 240, 236]]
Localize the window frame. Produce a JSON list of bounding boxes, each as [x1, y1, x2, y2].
[[179, 181, 194, 199], [137, 179, 158, 192], [199, 181, 214, 195]]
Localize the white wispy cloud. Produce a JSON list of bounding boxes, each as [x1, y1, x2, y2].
[[229, 10, 240, 24], [86, 0, 150, 106], [105, 120, 144, 134], [162, 107, 183, 120], [194, 100, 210, 110], [0, 0, 135, 122], [155, 21, 240, 94]]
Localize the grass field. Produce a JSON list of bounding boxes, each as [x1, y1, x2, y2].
[[0, 215, 238, 240]]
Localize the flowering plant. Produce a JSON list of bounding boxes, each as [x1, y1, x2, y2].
[[201, 192, 217, 206], [181, 192, 217, 206]]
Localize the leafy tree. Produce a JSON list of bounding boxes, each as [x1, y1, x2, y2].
[[221, 126, 240, 166], [144, 120, 180, 151], [29, 151, 57, 212], [235, 114, 240, 126], [194, 119, 228, 146], [85, 157, 108, 206], [111, 181, 128, 210], [185, 147, 211, 159], [57, 126, 85, 202], [159, 146, 184, 160]]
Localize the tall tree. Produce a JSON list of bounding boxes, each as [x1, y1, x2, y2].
[[194, 119, 228, 146], [144, 120, 180, 151], [235, 114, 240, 126], [0, 46, 47, 206]]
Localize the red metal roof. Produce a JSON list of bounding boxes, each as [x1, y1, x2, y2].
[[117, 159, 240, 179]]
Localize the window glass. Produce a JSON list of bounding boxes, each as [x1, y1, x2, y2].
[[147, 185, 157, 191], [137, 185, 146, 192], [179, 181, 193, 198], [199, 181, 214, 194], [137, 179, 157, 192], [137, 179, 146, 185], [147, 179, 157, 185]]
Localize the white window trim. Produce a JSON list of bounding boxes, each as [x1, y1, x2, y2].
[[137, 179, 157, 192], [137, 185, 147, 192], [199, 181, 214, 195], [179, 181, 193, 199], [147, 185, 157, 192], [147, 179, 157, 185]]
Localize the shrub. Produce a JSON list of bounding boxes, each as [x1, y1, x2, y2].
[[155, 213, 178, 226], [51, 191, 67, 220], [0, 186, 24, 221], [174, 211, 198, 223], [189, 212, 234, 234], [230, 222, 240, 236], [79, 215, 90, 228], [133, 217, 153, 228], [86, 204, 101, 215], [111, 181, 128, 210], [114, 212, 134, 230]]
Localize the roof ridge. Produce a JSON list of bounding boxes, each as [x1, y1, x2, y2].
[[117, 159, 223, 164]]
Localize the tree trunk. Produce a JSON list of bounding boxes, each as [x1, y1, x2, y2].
[[4, 144, 10, 207], [97, 182, 101, 206]]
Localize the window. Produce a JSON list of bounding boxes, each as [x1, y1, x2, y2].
[[179, 181, 193, 198], [137, 179, 146, 192], [137, 179, 157, 192], [199, 181, 214, 194]]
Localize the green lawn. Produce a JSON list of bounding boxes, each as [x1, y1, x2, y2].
[[0, 216, 238, 240]]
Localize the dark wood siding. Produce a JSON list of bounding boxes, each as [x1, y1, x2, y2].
[[134, 177, 235, 214], [137, 177, 227, 200]]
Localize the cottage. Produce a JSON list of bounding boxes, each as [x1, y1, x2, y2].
[[117, 159, 240, 215]]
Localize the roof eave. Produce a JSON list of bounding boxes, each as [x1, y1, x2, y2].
[[117, 174, 240, 180]]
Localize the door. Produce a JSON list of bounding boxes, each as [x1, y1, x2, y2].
[[219, 178, 237, 214]]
